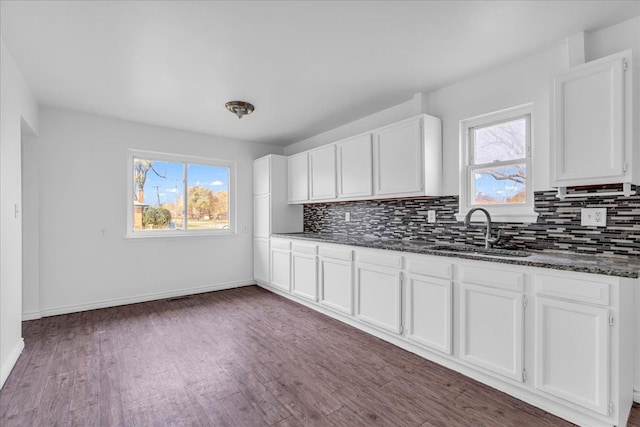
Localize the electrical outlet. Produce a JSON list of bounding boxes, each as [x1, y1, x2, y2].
[[427, 210, 436, 223], [345, 212, 351, 222], [581, 208, 607, 227]]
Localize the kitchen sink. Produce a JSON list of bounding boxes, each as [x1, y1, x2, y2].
[[429, 244, 531, 258]]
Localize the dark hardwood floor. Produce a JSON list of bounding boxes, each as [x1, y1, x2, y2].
[[1, 286, 638, 426]]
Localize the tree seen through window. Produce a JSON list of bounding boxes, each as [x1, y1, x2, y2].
[[132, 158, 230, 232]]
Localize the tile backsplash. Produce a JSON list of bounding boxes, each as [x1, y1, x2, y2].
[[303, 186, 640, 257]]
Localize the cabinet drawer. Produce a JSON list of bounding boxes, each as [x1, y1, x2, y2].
[[357, 251, 403, 269], [271, 239, 291, 250], [292, 242, 317, 255], [461, 266, 524, 292], [406, 256, 452, 279], [535, 273, 610, 306], [319, 246, 352, 261]]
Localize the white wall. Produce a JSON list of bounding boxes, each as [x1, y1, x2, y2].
[[423, 43, 569, 195], [586, 16, 640, 401], [584, 15, 640, 402], [0, 39, 38, 389], [22, 107, 282, 318], [21, 135, 40, 319], [282, 16, 640, 397], [284, 93, 426, 155]]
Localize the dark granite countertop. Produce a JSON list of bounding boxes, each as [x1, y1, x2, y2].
[[271, 232, 640, 279]]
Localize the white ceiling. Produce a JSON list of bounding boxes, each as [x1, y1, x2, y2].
[[1, 1, 639, 146]]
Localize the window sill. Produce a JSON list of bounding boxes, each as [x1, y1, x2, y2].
[[455, 209, 539, 224], [125, 230, 236, 239]]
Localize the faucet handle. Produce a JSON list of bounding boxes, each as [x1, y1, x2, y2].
[[488, 229, 502, 245]]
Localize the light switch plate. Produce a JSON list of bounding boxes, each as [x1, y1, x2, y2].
[[345, 212, 351, 222], [581, 208, 607, 227], [427, 210, 436, 223]]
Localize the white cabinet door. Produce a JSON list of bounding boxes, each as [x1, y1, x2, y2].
[[253, 194, 270, 238], [309, 145, 336, 200], [355, 263, 402, 334], [535, 296, 610, 415], [253, 238, 270, 283], [292, 252, 318, 301], [552, 53, 627, 186], [253, 156, 270, 195], [270, 248, 291, 292], [459, 282, 524, 382], [337, 134, 373, 199], [406, 274, 452, 355], [319, 257, 353, 315], [288, 152, 309, 203], [373, 118, 424, 196]]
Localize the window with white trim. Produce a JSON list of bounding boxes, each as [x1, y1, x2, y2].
[[458, 104, 537, 223], [127, 150, 235, 237]]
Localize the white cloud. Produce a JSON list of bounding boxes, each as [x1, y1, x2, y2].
[[211, 180, 224, 186], [166, 188, 178, 193]]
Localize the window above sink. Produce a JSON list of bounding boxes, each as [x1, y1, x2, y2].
[[457, 103, 538, 224]]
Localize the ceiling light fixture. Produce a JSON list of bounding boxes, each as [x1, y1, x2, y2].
[[225, 100, 255, 119]]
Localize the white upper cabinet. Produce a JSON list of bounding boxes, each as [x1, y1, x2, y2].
[[309, 145, 337, 200], [552, 50, 632, 187], [373, 115, 442, 198], [253, 194, 270, 238], [373, 117, 425, 196], [287, 114, 442, 204], [253, 155, 302, 285], [287, 152, 309, 203], [253, 155, 270, 195], [337, 133, 373, 199]]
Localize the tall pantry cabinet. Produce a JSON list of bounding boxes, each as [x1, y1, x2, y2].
[[253, 155, 303, 284]]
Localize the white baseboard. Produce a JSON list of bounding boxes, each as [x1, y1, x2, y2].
[[257, 283, 632, 427], [33, 280, 255, 319], [22, 311, 42, 321], [1, 338, 25, 390]]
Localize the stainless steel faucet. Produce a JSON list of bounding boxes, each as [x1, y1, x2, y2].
[[464, 207, 501, 249]]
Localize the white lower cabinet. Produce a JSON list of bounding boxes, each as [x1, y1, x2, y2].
[[291, 243, 318, 302], [253, 238, 270, 284], [535, 297, 610, 415], [355, 252, 403, 335], [406, 274, 452, 355], [459, 266, 525, 382], [405, 256, 453, 355], [270, 240, 291, 292], [534, 272, 613, 416], [460, 283, 524, 382], [318, 246, 354, 315], [260, 240, 634, 427]]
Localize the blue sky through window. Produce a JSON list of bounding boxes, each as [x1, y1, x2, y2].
[[136, 160, 230, 207]]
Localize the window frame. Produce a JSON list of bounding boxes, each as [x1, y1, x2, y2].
[[457, 104, 538, 223], [126, 149, 236, 238]]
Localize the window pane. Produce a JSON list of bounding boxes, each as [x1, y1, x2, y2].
[[186, 163, 230, 230], [133, 158, 184, 231], [472, 164, 526, 205], [473, 118, 526, 164]]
